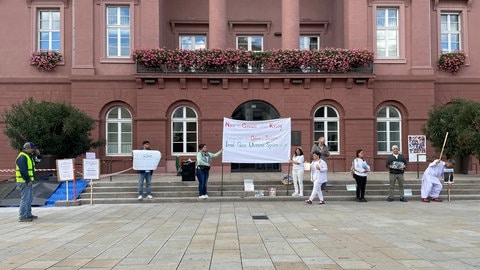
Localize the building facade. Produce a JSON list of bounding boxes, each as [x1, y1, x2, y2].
[[0, 0, 479, 174]]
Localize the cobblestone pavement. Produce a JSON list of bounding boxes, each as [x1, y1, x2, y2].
[[1, 198, 480, 269]]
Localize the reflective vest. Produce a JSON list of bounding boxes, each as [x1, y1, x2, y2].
[[15, 152, 35, 183]]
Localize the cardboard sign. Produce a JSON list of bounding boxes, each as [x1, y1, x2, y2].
[[132, 150, 162, 170]]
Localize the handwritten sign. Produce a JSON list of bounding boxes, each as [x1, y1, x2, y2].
[[83, 159, 100, 179], [132, 150, 162, 170], [56, 159, 75, 182], [222, 117, 291, 163]]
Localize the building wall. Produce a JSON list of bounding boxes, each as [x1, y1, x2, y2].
[[1, 0, 480, 175]]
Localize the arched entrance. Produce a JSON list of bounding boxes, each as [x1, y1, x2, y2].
[[231, 100, 281, 172]]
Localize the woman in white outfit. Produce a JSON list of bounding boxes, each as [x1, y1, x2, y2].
[[306, 151, 328, 205], [289, 147, 305, 197]]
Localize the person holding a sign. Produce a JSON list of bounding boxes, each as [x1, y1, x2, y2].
[[137, 141, 153, 200], [16, 142, 40, 222], [289, 147, 305, 197], [196, 144, 222, 199], [385, 145, 408, 202], [352, 149, 371, 202], [421, 159, 455, 203], [305, 151, 327, 205]]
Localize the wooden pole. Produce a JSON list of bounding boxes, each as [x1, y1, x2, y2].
[[438, 132, 449, 160]]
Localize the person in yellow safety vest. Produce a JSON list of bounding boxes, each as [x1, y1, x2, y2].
[[16, 142, 40, 222]]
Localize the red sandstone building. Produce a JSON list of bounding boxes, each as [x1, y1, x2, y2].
[[0, 0, 479, 174]]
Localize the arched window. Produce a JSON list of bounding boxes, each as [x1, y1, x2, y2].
[[377, 106, 402, 153], [106, 106, 132, 155], [313, 106, 339, 153], [171, 106, 198, 154]]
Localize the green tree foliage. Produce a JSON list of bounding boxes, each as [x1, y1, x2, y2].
[[423, 99, 480, 159], [3, 98, 102, 158]]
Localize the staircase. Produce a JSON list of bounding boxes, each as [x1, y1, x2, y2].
[[70, 172, 480, 205]]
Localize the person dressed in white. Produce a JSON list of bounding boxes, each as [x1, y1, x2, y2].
[[289, 147, 305, 197], [421, 159, 455, 203], [305, 151, 327, 205]]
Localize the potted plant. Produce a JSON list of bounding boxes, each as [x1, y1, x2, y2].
[[30, 51, 62, 71], [438, 51, 466, 74]]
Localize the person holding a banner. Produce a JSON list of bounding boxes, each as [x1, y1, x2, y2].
[[137, 140, 153, 200], [289, 147, 305, 197], [196, 144, 222, 199], [305, 151, 327, 205], [421, 159, 455, 203]]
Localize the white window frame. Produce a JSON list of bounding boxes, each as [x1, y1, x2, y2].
[[313, 105, 340, 154], [440, 12, 462, 53], [106, 107, 132, 156], [236, 36, 264, 52], [171, 106, 198, 155], [435, 1, 470, 60], [376, 106, 402, 154], [106, 5, 131, 58], [38, 9, 61, 52], [179, 35, 207, 50], [300, 35, 320, 51], [372, 1, 406, 63]]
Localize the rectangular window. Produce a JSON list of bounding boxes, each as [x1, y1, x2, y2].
[[236, 36, 263, 51], [300, 36, 320, 50], [38, 9, 61, 52], [376, 7, 399, 58], [180, 35, 207, 50], [106, 6, 130, 58], [440, 13, 461, 53]]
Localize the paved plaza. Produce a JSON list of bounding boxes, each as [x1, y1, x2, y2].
[[1, 198, 480, 270]]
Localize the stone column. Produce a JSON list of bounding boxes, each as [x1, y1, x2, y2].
[[209, 0, 227, 49], [281, 0, 300, 49], [71, 0, 94, 75]]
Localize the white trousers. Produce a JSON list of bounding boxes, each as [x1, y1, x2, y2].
[[308, 180, 324, 201], [421, 177, 443, 199], [292, 169, 304, 195]]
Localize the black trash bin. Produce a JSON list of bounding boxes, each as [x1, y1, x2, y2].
[[181, 161, 196, 181]]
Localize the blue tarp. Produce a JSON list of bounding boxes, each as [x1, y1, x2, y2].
[[45, 179, 89, 206]]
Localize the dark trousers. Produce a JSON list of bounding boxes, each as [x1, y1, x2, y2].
[[354, 174, 367, 199]]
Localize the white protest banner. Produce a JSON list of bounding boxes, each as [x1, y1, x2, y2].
[[132, 150, 162, 170], [222, 117, 291, 163]]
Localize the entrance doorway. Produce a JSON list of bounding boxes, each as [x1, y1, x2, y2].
[[231, 100, 281, 172]]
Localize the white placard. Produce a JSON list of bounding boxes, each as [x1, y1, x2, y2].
[[56, 159, 75, 182], [132, 150, 162, 170], [222, 118, 291, 163], [244, 179, 255, 192], [346, 184, 356, 191], [403, 189, 413, 197], [83, 159, 100, 179], [86, 152, 96, 159]]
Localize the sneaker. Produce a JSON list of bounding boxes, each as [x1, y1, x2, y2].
[[199, 195, 206, 199], [28, 215, 38, 219], [204, 194, 209, 198], [19, 217, 33, 222], [137, 195, 143, 200], [318, 200, 325, 205], [387, 197, 394, 202], [399, 197, 408, 202], [146, 195, 153, 200], [305, 199, 312, 204], [431, 198, 443, 202], [291, 192, 298, 197], [299, 193, 303, 196]]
